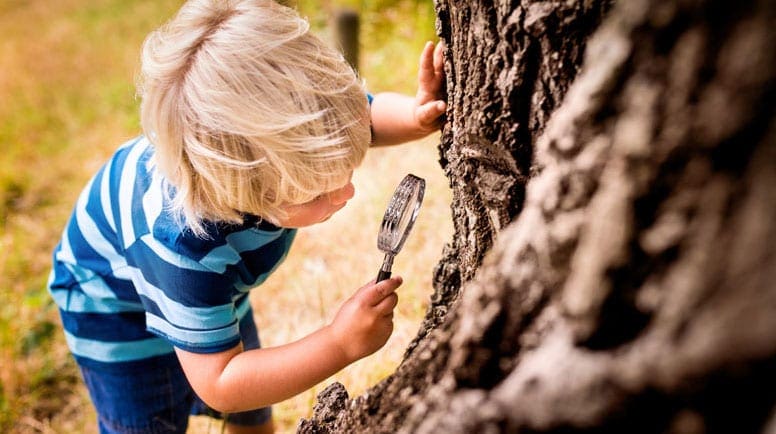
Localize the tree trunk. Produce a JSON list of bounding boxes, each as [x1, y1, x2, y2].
[[299, 0, 776, 432]]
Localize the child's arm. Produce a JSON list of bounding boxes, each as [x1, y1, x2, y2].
[[370, 41, 447, 146], [174, 276, 402, 413]]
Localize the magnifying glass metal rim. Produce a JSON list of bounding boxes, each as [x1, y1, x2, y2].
[[376, 174, 425, 282]]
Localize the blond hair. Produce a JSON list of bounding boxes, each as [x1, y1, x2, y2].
[[138, 0, 370, 235]]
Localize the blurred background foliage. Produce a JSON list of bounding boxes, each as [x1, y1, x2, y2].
[[0, 0, 446, 432]]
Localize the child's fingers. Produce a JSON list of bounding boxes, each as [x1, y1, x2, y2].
[[416, 41, 446, 110], [416, 101, 447, 126], [361, 276, 402, 306], [374, 291, 399, 316], [417, 41, 436, 85]]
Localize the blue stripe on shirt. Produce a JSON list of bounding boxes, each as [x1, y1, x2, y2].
[[145, 296, 251, 353], [125, 241, 234, 306], [129, 272, 235, 331], [138, 233, 214, 273], [64, 330, 172, 363], [50, 285, 143, 314], [62, 221, 120, 287], [48, 136, 295, 366], [60, 309, 151, 342], [75, 185, 130, 278], [144, 313, 238, 349], [199, 228, 286, 273], [49, 260, 141, 313], [130, 148, 155, 238], [151, 213, 234, 262], [107, 139, 137, 245], [99, 156, 117, 233], [229, 230, 296, 288], [86, 166, 122, 255], [117, 140, 146, 249]]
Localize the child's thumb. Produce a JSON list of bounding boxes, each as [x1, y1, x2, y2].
[[416, 101, 446, 126]]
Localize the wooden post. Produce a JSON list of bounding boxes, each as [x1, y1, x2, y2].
[[334, 8, 360, 71]]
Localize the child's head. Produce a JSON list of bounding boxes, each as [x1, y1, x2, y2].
[[138, 0, 370, 234]]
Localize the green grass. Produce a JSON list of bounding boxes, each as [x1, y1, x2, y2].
[[0, 1, 445, 432]]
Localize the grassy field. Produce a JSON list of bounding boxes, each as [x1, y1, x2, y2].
[[0, 0, 449, 432]]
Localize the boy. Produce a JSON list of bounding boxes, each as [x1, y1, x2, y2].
[[47, 0, 446, 433]]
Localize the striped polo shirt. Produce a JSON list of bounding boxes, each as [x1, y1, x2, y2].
[[47, 136, 296, 370]]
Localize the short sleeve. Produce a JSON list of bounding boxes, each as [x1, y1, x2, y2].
[[125, 234, 244, 353]]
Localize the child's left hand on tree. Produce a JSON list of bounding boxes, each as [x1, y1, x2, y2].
[[413, 41, 447, 134], [369, 40, 447, 146]]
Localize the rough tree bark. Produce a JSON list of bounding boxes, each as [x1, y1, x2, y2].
[[299, 0, 776, 432]]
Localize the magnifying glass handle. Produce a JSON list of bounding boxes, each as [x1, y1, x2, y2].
[[376, 268, 392, 283], [376, 253, 395, 283]]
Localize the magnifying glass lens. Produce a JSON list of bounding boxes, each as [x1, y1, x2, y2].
[[394, 187, 420, 249], [376, 175, 425, 282]]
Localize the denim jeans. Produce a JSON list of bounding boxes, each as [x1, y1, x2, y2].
[[78, 313, 272, 433]]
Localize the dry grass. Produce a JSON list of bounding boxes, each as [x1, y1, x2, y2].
[[0, 0, 446, 433]]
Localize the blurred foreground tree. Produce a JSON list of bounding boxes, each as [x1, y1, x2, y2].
[[300, 0, 776, 432]]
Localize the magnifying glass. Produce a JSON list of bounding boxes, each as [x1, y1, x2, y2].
[[376, 174, 425, 282]]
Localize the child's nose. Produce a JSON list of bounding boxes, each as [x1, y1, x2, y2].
[[330, 182, 355, 205]]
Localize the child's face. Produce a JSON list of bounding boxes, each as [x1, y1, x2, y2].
[[276, 173, 355, 228]]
